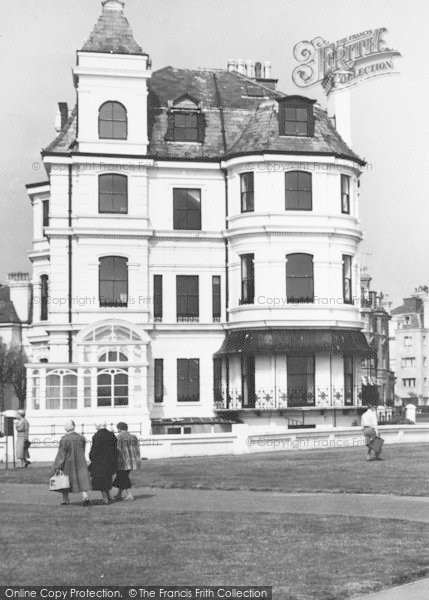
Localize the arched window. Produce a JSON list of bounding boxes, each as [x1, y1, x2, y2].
[[286, 253, 314, 303], [285, 171, 312, 210], [97, 369, 128, 407], [40, 275, 49, 321], [46, 370, 78, 410], [98, 101, 127, 140], [99, 174, 128, 214], [99, 257, 128, 307]]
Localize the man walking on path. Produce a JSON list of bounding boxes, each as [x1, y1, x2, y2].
[[361, 404, 382, 461]]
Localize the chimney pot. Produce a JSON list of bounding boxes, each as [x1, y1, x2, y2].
[[245, 59, 255, 78], [255, 61, 262, 78], [227, 59, 237, 72], [102, 0, 125, 10], [263, 61, 272, 79], [236, 59, 245, 75]]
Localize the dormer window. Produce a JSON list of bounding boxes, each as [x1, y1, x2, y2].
[[166, 95, 205, 143], [278, 96, 315, 137], [174, 113, 198, 141]]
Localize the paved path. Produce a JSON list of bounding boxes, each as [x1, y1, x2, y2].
[[1, 483, 429, 522], [351, 577, 429, 600], [1, 484, 428, 599]]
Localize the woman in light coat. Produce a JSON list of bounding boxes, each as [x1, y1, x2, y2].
[[113, 422, 140, 501], [15, 409, 30, 468]]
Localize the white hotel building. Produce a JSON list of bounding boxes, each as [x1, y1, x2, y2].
[[25, 0, 370, 435]]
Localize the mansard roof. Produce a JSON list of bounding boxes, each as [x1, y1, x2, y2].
[[43, 67, 363, 164], [81, 3, 146, 55]]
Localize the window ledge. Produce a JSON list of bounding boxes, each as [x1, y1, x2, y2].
[[175, 402, 201, 406], [166, 140, 202, 145]]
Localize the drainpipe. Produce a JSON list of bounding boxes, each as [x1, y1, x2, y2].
[[68, 165, 73, 363], [213, 73, 231, 406], [222, 168, 229, 322], [222, 167, 230, 405]]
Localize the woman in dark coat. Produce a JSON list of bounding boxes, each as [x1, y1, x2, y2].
[[89, 423, 118, 504], [52, 420, 91, 505]]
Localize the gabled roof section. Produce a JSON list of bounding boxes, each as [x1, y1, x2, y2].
[[81, 2, 146, 55]]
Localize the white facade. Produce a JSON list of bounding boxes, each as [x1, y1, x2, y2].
[[24, 1, 369, 434], [390, 287, 429, 406]]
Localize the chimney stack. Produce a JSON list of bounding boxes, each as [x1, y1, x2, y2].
[[59, 103, 68, 128], [55, 103, 69, 132], [7, 273, 32, 323], [327, 88, 352, 146]]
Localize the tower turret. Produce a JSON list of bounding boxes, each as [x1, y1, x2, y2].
[[73, 0, 151, 154]]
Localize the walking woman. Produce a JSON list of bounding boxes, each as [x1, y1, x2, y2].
[[51, 420, 91, 505], [113, 422, 141, 501], [89, 423, 117, 504], [15, 410, 30, 468]]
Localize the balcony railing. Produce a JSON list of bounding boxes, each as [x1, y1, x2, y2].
[[214, 386, 363, 410], [177, 315, 200, 323]]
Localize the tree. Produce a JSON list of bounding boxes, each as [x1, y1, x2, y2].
[[0, 340, 8, 412], [0, 342, 27, 411], [5, 345, 27, 409]]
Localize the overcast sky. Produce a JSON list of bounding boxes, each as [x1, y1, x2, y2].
[[0, 0, 427, 307]]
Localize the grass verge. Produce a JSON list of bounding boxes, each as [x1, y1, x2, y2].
[[2, 443, 429, 496], [0, 501, 428, 599]]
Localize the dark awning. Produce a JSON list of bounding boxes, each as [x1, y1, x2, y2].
[[214, 328, 372, 356]]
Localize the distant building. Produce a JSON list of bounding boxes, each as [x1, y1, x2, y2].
[[0, 273, 32, 410], [390, 286, 429, 406], [360, 268, 394, 406]]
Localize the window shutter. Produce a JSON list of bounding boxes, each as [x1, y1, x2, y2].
[[307, 107, 315, 137], [165, 111, 175, 141], [197, 112, 206, 143], [279, 103, 285, 135]]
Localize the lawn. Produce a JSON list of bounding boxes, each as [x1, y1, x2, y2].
[[0, 500, 428, 599], [2, 442, 429, 496]]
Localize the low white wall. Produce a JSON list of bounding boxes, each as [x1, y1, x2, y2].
[[1, 424, 429, 463]]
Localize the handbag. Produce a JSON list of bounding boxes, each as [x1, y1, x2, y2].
[[370, 436, 384, 454], [49, 469, 70, 492]]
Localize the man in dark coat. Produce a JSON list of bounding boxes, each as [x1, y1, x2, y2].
[[89, 423, 118, 504], [52, 420, 91, 505]]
